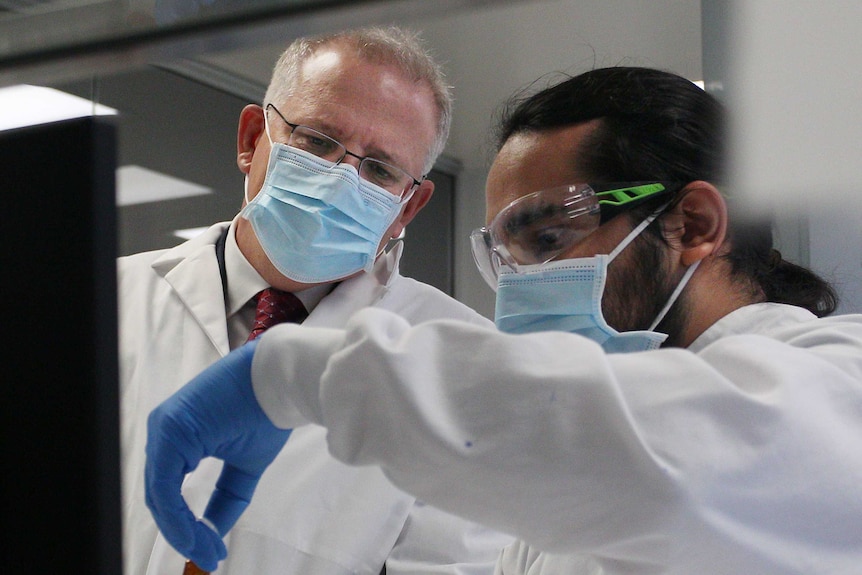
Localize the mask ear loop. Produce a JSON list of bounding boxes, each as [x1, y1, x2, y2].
[[375, 181, 420, 258], [612, 201, 701, 332], [262, 105, 275, 144], [244, 109, 277, 207], [379, 228, 405, 257], [603, 202, 699, 331], [607, 203, 669, 263], [647, 259, 700, 331]]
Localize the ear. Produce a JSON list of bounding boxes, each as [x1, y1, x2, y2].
[[237, 104, 266, 175], [389, 179, 435, 239], [666, 181, 728, 266]]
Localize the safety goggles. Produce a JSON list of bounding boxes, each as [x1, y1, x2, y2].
[[470, 182, 679, 289]]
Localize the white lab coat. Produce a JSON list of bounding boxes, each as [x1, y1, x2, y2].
[[119, 222, 512, 575], [251, 302, 862, 574]]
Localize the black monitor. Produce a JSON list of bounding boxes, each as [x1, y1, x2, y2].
[[0, 116, 121, 574]]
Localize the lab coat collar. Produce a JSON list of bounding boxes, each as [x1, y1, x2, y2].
[[147, 224, 406, 342], [375, 239, 404, 287], [688, 302, 818, 353], [302, 240, 404, 329], [151, 222, 232, 355]]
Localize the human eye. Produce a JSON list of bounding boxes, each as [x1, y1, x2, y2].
[[291, 128, 339, 157], [364, 160, 400, 186], [528, 226, 566, 252], [503, 206, 584, 262], [516, 224, 578, 260]]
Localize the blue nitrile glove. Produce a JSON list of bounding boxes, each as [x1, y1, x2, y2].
[[145, 340, 292, 571]]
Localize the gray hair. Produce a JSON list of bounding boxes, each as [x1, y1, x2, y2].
[[263, 26, 452, 174]]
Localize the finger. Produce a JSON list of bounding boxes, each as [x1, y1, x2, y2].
[[185, 519, 228, 572], [145, 409, 204, 555], [201, 463, 261, 536]]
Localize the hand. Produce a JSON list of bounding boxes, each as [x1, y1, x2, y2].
[[145, 340, 292, 571]]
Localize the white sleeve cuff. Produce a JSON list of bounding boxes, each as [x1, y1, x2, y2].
[[250, 322, 346, 429]]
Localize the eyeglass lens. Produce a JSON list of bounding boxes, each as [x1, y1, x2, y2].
[[288, 126, 415, 197], [265, 102, 416, 197]]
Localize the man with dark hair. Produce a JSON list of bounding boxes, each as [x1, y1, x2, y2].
[[145, 67, 862, 574]]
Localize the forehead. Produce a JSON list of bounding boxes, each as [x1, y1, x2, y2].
[[484, 121, 600, 224], [277, 47, 438, 173]]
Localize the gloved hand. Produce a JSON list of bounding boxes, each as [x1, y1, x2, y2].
[[145, 340, 292, 571]]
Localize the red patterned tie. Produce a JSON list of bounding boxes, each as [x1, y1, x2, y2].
[[247, 287, 308, 342]]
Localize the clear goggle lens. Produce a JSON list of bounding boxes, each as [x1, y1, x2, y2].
[[470, 182, 675, 291], [471, 184, 601, 291]]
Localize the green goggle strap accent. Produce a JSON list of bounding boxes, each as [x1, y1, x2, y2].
[[595, 183, 667, 206]]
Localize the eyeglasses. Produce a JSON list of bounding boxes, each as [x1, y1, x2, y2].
[[266, 103, 423, 198], [470, 182, 677, 289]]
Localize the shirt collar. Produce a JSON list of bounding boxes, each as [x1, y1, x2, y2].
[[224, 218, 267, 317], [223, 217, 343, 316]]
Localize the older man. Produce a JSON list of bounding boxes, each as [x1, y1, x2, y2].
[[120, 26, 511, 575]]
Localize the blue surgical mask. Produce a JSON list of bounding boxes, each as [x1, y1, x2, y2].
[[241, 142, 409, 284], [494, 211, 699, 353]]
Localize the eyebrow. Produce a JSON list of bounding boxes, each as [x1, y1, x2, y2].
[[299, 119, 408, 168], [502, 204, 570, 235]]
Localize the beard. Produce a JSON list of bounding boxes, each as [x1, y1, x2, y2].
[[601, 230, 689, 348]]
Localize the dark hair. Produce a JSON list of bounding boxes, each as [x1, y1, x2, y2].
[[496, 66, 837, 316]]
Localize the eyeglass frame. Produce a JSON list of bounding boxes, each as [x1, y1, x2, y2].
[[265, 103, 425, 198], [470, 181, 682, 288]]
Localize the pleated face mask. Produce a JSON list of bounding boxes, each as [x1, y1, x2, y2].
[[241, 143, 410, 284], [494, 208, 699, 353]]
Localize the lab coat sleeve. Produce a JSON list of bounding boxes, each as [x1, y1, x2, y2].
[[251, 324, 348, 429], [250, 306, 862, 563], [252, 307, 688, 555]]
